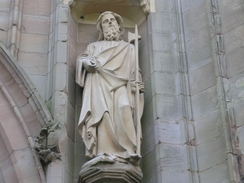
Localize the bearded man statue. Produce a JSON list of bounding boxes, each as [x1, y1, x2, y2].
[[76, 11, 144, 163]]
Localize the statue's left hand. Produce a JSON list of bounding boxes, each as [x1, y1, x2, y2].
[[130, 81, 145, 93]]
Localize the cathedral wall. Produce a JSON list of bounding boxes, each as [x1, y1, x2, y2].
[[0, 0, 244, 182]]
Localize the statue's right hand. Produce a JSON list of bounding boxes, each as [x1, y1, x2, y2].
[[82, 57, 99, 73]]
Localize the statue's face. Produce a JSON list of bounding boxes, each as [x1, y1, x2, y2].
[[101, 14, 120, 33]]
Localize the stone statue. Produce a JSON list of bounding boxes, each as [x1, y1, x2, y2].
[[76, 11, 144, 164]]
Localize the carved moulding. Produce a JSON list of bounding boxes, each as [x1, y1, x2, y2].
[[79, 153, 143, 183], [68, 0, 151, 27]]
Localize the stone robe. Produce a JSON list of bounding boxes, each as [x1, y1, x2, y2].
[[76, 40, 143, 159]]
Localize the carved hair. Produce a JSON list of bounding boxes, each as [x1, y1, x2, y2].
[[96, 11, 124, 41]]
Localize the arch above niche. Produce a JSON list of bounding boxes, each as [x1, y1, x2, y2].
[[69, 0, 152, 27]]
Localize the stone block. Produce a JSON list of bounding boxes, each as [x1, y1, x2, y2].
[[0, 11, 10, 31], [194, 109, 222, 144], [53, 91, 68, 124], [196, 136, 227, 171], [185, 23, 211, 51], [237, 125, 244, 152], [0, 158, 18, 183], [11, 148, 39, 180], [142, 149, 157, 183], [54, 41, 67, 64], [78, 24, 97, 43], [233, 102, 244, 127], [151, 71, 177, 96], [226, 47, 244, 78], [46, 160, 63, 183], [53, 63, 67, 91], [18, 52, 48, 75], [155, 119, 184, 145], [141, 120, 155, 156], [181, 0, 205, 12], [183, 1, 208, 31], [154, 0, 170, 13], [141, 99, 156, 130], [220, 2, 244, 33], [56, 23, 68, 41], [28, 75, 47, 99], [0, 0, 11, 11], [19, 103, 42, 137], [151, 51, 177, 73], [0, 31, 7, 46], [0, 135, 9, 162], [224, 24, 244, 54], [188, 146, 198, 172], [157, 170, 191, 183], [23, 0, 37, 15], [143, 75, 152, 104], [69, 14, 77, 38], [21, 15, 50, 35], [68, 36, 77, 67], [187, 43, 212, 72], [139, 40, 150, 79], [57, 5, 68, 23], [149, 13, 170, 34], [19, 34, 48, 54], [67, 101, 75, 141], [65, 137, 74, 178], [0, 117, 29, 153], [68, 67, 76, 106], [151, 32, 171, 52], [191, 86, 218, 120], [199, 162, 229, 183], [154, 94, 179, 120], [73, 153, 87, 180], [156, 143, 188, 171], [189, 61, 216, 95], [37, 0, 51, 16]]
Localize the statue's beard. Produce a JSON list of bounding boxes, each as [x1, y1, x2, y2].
[[103, 27, 121, 41]]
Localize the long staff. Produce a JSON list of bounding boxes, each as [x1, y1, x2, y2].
[[134, 24, 141, 155]]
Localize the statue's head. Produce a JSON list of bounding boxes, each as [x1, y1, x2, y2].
[[96, 11, 124, 41]]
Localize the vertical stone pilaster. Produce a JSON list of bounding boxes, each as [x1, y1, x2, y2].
[[208, 0, 241, 182], [46, 1, 77, 182]]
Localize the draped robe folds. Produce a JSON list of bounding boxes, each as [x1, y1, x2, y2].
[[76, 40, 144, 159]]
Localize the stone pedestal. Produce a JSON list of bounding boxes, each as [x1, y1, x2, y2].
[[78, 154, 143, 183]]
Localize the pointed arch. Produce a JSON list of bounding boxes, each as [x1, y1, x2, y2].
[[0, 42, 53, 183]]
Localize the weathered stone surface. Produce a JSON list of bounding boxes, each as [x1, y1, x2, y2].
[[219, 1, 244, 33], [18, 52, 48, 75], [37, 0, 52, 16], [194, 110, 222, 144], [185, 23, 211, 51], [187, 43, 212, 72], [21, 15, 50, 35], [154, 94, 179, 120], [226, 47, 244, 78], [224, 24, 244, 54], [199, 162, 230, 183], [19, 34, 48, 54], [191, 86, 219, 120], [189, 61, 216, 95], [28, 75, 47, 99], [151, 71, 177, 95], [196, 136, 227, 171], [0, 11, 9, 31]]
